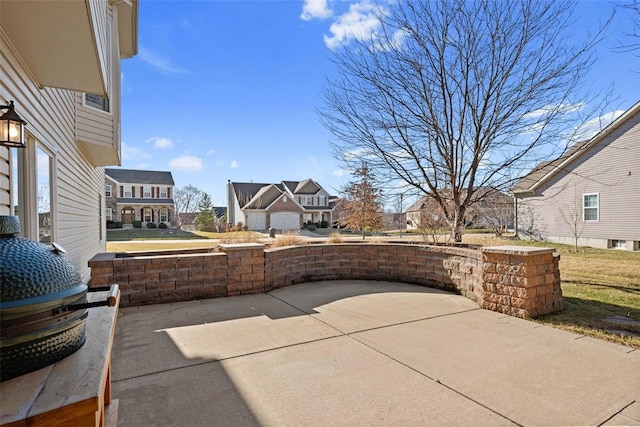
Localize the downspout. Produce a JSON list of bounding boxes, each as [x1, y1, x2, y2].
[[227, 180, 234, 227], [514, 195, 518, 239]]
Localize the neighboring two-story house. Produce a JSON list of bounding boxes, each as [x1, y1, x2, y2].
[[513, 101, 640, 251], [1, 0, 138, 280], [105, 168, 175, 227], [227, 179, 334, 230]]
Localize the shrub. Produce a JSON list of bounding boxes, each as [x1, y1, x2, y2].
[[106, 220, 116, 229], [272, 230, 304, 247], [133, 220, 142, 228], [146, 222, 157, 229], [320, 221, 328, 228], [115, 221, 123, 228], [159, 223, 168, 229], [306, 224, 316, 231], [327, 232, 344, 243]]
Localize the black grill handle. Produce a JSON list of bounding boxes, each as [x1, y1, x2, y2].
[[65, 284, 119, 310]]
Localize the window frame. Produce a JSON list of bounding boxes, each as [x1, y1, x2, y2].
[[160, 187, 168, 198], [159, 208, 168, 222], [583, 193, 599, 222], [144, 208, 152, 223], [143, 186, 151, 198], [105, 184, 112, 197], [123, 185, 132, 198]]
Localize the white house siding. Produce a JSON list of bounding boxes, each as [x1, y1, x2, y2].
[[517, 111, 640, 249], [0, 147, 9, 215], [1, 29, 107, 281]]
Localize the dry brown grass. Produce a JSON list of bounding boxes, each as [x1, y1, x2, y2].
[[271, 231, 306, 247], [327, 232, 344, 243]]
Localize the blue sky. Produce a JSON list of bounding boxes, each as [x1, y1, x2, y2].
[[120, 0, 639, 207]]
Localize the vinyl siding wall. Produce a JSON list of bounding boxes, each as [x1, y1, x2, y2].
[[517, 111, 640, 249], [1, 29, 107, 280]]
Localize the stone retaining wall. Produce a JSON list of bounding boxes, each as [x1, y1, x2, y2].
[[88, 243, 563, 319]]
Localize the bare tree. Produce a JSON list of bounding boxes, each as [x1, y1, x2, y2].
[[416, 210, 449, 245], [173, 185, 203, 229], [559, 190, 586, 252], [341, 164, 385, 240], [320, 0, 611, 242]]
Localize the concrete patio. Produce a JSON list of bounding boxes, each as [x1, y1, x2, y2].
[[111, 280, 640, 426]]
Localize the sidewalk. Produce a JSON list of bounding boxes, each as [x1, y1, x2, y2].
[[111, 280, 640, 426]]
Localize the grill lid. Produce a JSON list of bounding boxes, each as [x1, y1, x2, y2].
[[0, 216, 83, 304]]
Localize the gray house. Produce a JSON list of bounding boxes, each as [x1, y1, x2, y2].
[[227, 179, 334, 231], [513, 101, 640, 251]]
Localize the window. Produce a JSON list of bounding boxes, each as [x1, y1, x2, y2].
[[583, 193, 599, 221], [160, 209, 168, 222], [11, 136, 56, 242], [105, 184, 111, 197], [84, 93, 110, 112], [283, 196, 287, 203], [143, 186, 151, 198], [124, 186, 132, 198], [160, 187, 167, 198], [300, 196, 313, 206], [319, 196, 327, 206], [144, 208, 152, 222], [610, 240, 626, 249], [106, 208, 113, 221]]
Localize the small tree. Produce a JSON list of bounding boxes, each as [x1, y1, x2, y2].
[[195, 193, 216, 232], [559, 191, 585, 252], [340, 165, 385, 240], [472, 189, 514, 237]]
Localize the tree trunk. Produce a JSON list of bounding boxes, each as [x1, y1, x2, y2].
[[450, 208, 465, 243]]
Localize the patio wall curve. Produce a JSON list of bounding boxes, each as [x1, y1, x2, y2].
[[88, 243, 563, 319]]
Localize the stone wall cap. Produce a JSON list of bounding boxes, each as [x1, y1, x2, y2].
[[89, 252, 116, 263], [481, 245, 555, 255], [219, 243, 265, 250]]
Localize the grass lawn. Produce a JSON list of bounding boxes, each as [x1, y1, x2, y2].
[[106, 228, 263, 252], [463, 234, 640, 348]]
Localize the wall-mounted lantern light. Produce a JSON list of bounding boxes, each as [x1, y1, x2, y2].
[[0, 101, 27, 148]]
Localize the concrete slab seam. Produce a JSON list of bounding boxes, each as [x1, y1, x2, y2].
[[597, 400, 638, 427], [346, 333, 523, 427]]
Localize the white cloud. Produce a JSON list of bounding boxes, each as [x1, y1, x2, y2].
[[323, 1, 383, 50], [332, 169, 345, 177], [146, 136, 174, 149], [121, 142, 151, 161], [136, 163, 150, 170], [523, 102, 586, 120], [138, 45, 186, 74], [169, 156, 202, 171], [301, 0, 333, 21], [230, 160, 239, 168], [206, 149, 215, 156], [570, 110, 625, 143]]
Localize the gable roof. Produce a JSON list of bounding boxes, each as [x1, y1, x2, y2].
[[513, 101, 640, 195], [282, 179, 321, 195], [105, 168, 175, 185]]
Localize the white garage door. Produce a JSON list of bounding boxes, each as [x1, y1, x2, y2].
[[245, 213, 267, 230], [270, 213, 300, 230]]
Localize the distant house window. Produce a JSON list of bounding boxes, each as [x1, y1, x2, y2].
[[283, 196, 287, 203], [319, 196, 326, 205], [84, 93, 110, 112], [124, 186, 132, 198], [105, 184, 111, 197], [160, 187, 168, 198], [144, 208, 152, 222], [160, 209, 168, 222], [301, 196, 313, 206], [583, 193, 599, 221], [143, 186, 151, 198]]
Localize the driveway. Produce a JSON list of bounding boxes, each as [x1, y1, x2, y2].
[[111, 280, 640, 426]]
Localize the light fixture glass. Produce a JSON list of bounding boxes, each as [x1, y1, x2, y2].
[[0, 101, 27, 148]]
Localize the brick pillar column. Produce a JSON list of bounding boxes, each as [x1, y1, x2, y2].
[[219, 243, 265, 296], [481, 246, 563, 319]]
